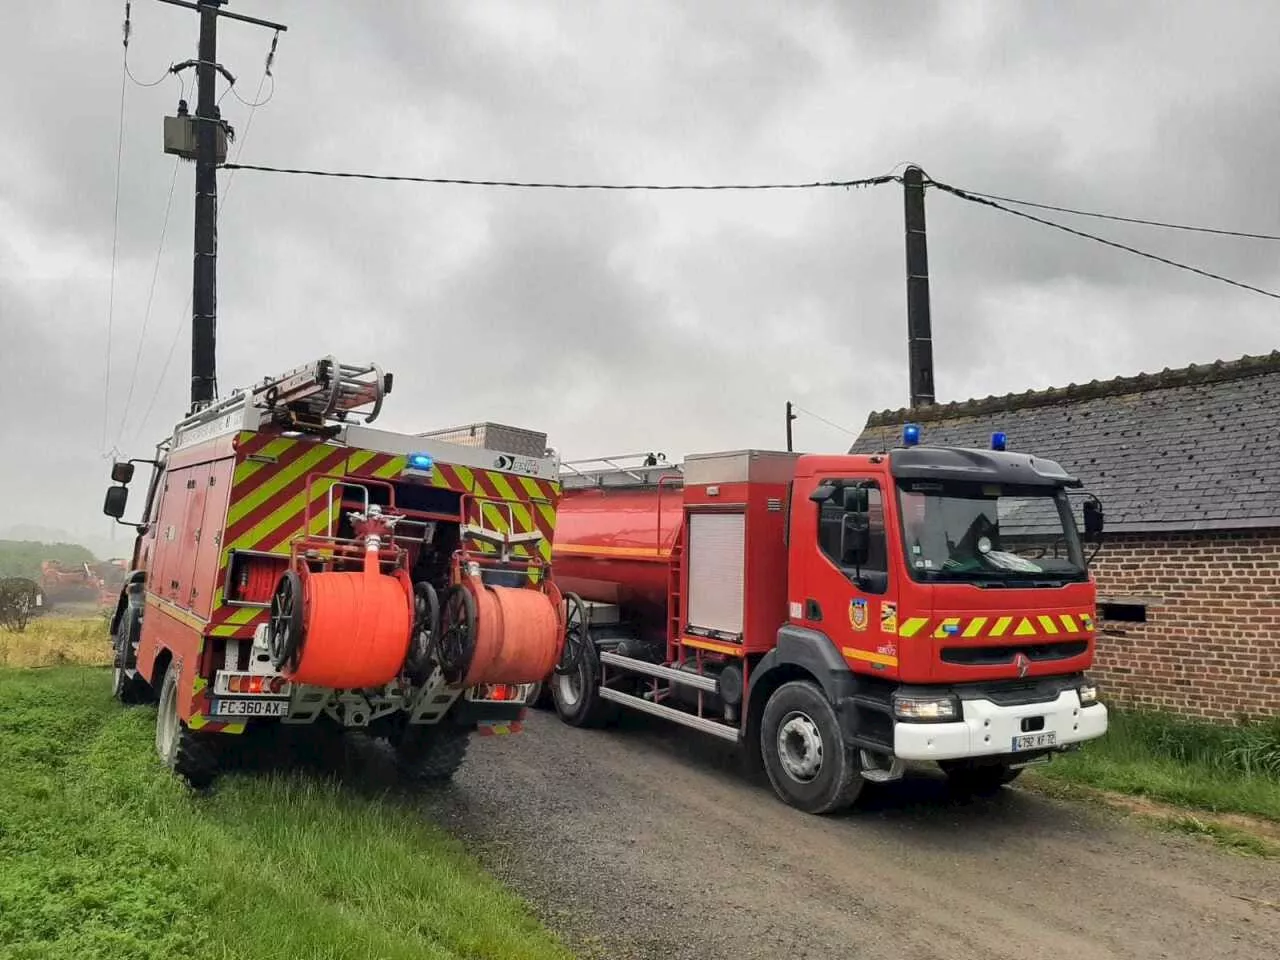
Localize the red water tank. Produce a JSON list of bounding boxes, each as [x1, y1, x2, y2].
[[552, 484, 682, 627]]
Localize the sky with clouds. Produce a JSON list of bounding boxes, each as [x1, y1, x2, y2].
[[1, 0, 1276, 552]]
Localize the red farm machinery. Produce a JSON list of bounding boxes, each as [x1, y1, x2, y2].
[[543, 436, 1110, 815], [103, 357, 571, 788]]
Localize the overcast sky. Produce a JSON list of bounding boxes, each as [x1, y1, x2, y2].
[[1, 0, 1276, 552]]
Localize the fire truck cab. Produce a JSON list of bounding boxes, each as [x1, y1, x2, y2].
[[548, 429, 1109, 814]]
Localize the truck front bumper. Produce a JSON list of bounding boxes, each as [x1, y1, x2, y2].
[[893, 690, 1108, 762]]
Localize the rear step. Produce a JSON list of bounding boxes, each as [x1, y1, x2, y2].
[[599, 651, 718, 692], [597, 687, 741, 742]]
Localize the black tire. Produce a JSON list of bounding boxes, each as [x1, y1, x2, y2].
[[395, 722, 471, 787], [110, 605, 153, 705], [155, 660, 218, 789], [549, 636, 617, 728], [526, 679, 554, 710], [940, 760, 1022, 796], [759, 680, 863, 815]]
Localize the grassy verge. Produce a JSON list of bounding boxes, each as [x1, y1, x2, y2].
[[0, 664, 572, 960], [0, 616, 111, 669], [1030, 707, 1280, 823]]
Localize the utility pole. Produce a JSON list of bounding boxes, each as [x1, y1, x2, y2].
[[903, 165, 936, 409], [154, 0, 287, 412], [785, 401, 797, 452]]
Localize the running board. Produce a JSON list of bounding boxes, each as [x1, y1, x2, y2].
[[596, 688, 741, 742], [599, 651, 718, 693]]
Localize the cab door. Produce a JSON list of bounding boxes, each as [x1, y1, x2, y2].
[[792, 477, 900, 678]]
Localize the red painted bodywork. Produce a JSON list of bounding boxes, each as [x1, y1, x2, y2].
[[553, 452, 1098, 687]]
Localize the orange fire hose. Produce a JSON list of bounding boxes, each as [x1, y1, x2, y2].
[[463, 582, 564, 687], [286, 548, 413, 689]]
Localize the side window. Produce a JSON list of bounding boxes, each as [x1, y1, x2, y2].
[[817, 480, 889, 594]]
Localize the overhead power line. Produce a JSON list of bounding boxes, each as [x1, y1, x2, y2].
[[218, 163, 899, 192], [930, 180, 1280, 301], [793, 405, 860, 438], [946, 185, 1280, 242]]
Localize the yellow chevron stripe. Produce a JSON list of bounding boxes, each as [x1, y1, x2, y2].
[[373, 455, 407, 480], [346, 449, 377, 474], [1037, 615, 1060, 635], [1014, 617, 1037, 637], [1080, 613, 1095, 630], [843, 647, 899, 668], [233, 436, 297, 485], [933, 617, 962, 638], [1060, 614, 1079, 633], [227, 442, 336, 527], [898, 617, 929, 638], [518, 475, 548, 501], [536, 501, 557, 531], [453, 465, 475, 491], [990, 616, 1014, 637], [962, 616, 988, 638]]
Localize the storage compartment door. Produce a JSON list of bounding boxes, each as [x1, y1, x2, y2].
[[686, 512, 746, 637]]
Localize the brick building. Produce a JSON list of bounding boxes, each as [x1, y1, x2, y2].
[[850, 352, 1280, 722]]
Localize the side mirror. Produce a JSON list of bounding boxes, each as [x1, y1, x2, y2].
[[103, 485, 130, 520], [842, 486, 869, 513], [809, 482, 839, 504], [840, 514, 870, 567], [1083, 499, 1104, 537], [110, 461, 136, 484]]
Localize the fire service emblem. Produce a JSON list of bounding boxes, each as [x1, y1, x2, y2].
[[849, 598, 868, 632]]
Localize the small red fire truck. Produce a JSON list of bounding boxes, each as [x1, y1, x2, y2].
[[547, 429, 1109, 814], [104, 356, 570, 788]]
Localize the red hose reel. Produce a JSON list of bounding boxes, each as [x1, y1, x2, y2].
[[266, 503, 565, 691]]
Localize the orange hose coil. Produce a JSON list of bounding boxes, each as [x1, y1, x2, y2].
[[287, 553, 413, 689], [463, 584, 565, 687]]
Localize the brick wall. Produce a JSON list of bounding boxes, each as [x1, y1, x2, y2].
[[1088, 531, 1280, 721]]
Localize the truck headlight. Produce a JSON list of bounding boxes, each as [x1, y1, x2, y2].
[[1077, 681, 1099, 706], [892, 694, 960, 722]]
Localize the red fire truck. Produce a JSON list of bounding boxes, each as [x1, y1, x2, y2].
[[103, 356, 570, 788], [547, 430, 1109, 814]]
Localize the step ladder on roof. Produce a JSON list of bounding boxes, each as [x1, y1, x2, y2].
[[559, 452, 684, 490], [173, 356, 393, 443]]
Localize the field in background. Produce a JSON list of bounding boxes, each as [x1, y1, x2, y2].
[[0, 665, 571, 960], [0, 616, 111, 669]]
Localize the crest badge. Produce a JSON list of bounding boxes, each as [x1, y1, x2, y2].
[[849, 598, 868, 632]]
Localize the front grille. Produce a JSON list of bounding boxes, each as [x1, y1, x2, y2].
[[941, 640, 1088, 666]]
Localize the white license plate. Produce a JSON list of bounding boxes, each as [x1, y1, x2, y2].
[[1012, 731, 1057, 751], [210, 698, 290, 718]]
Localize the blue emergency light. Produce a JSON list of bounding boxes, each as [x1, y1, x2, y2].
[[407, 453, 434, 471], [991, 431, 1007, 451], [903, 423, 922, 447]]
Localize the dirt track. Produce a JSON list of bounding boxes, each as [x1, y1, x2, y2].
[[414, 709, 1280, 960]]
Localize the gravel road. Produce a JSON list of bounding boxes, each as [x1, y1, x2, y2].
[[406, 709, 1280, 960]]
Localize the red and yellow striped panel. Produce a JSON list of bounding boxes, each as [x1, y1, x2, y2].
[[208, 432, 560, 639], [896, 612, 1096, 639]]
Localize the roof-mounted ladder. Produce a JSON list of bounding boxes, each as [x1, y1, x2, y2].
[[174, 356, 392, 439], [559, 452, 684, 490]]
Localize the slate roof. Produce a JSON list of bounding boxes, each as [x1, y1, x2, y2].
[[849, 352, 1280, 533]]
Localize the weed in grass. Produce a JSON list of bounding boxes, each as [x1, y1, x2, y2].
[[1159, 816, 1278, 858], [0, 618, 111, 669]]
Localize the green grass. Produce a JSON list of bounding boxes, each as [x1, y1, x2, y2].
[[0, 666, 572, 960], [1034, 707, 1280, 823]]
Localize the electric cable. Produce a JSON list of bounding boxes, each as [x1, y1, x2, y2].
[[931, 180, 1280, 301], [936, 184, 1280, 242], [793, 405, 860, 438], [102, 7, 130, 456], [216, 165, 900, 192]]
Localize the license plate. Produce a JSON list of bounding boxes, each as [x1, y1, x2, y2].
[[1012, 731, 1057, 751], [210, 698, 290, 718]]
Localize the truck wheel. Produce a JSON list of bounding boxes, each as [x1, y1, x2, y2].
[[155, 660, 217, 789], [550, 638, 616, 728], [940, 761, 1022, 796], [395, 723, 471, 787], [110, 605, 152, 705], [760, 680, 863, 815]]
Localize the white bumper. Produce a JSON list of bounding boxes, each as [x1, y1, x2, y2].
[[893, 690, 1108, 762]]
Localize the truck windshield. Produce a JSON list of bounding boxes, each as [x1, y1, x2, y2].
[[896, 479, 1086, 584]]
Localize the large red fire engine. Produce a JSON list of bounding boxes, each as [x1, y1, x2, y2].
[[546, 429, 1109, 814], [103, 357, 570, 788]]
